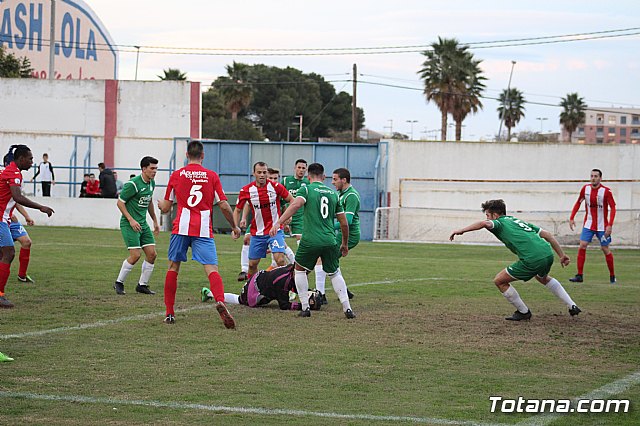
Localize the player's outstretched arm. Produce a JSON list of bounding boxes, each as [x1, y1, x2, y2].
[[271, 197, 304, 236], [539, 229, 570, 267], [10, 187, 53, 216], [147, 202, 160, 236], [219, 200, 241, 239], [449, 220, 491, 241], [337, 212, 349, 257]]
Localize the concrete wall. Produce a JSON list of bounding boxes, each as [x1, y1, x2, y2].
[[0, 78, 198, 196], [381, 140, 640, 246]]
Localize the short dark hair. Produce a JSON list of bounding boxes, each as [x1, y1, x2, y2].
[[98, 162, 106, 169], [481, 199, 507, 216], [267, 167, 280, 175], [187, 140, 204, 159], [84, 173, 90, 177], [141, 156, 158, 169], [43, 153, 48, 158], [89, 173, 96, 177], [333, 168, 350, 183], [253, 161, 267, 171], [307, 163, 324, 177], [13, 145, 31, 161], [592, 168, 602, 177], [295, 159, 307, 166]]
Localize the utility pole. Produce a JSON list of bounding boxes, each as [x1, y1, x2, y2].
[[352, 63, 357, 143], [134, 46, 141, 80], [384, 119, 393, 136], [48, 0, 56, 79], [497, 60, 516, 141], [295, 115, 303, 142]]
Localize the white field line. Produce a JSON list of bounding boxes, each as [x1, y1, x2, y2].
[[0, 390, 509, 426], [517, 370, 640, 426], [0, 278, 448, 341]]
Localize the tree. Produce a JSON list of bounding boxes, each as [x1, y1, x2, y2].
[[214, 62, 253, 121], [497, 87, 526, 141], [559, 93, 587, 143], [158, 68, 187, 81], [0, 45, 33, 78], [418, 37, 485, 141], [202, 117, 263, 141]]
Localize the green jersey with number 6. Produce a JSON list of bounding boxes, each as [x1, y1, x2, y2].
[[297, 181, 344, 246], [489, 215, 552, 262], [119, 175, 156, 226]]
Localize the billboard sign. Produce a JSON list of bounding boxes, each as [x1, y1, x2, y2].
[[0, 0, 118, 79]]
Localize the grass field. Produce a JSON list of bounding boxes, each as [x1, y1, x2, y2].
[[1, 226, 638, 425]]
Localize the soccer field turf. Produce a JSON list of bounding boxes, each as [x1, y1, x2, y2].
[[1, 227, 638, 425]]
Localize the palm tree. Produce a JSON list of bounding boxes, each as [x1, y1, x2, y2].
[[450, 58, 486, 141], [418, 37, 485, 141], [497, 88, 526, 141], [559, 93, 587, 143], [158, 68, 187, 81], [214, 62, 253, 121]]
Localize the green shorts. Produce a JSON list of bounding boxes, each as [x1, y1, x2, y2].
[[295, 242, 340, 274], [121, 223, 155, 250], [506, 255, 554, 282]]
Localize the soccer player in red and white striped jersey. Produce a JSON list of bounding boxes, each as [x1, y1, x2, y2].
[[158, 140, 241, 327], [0, 145, 54, 308], [233, 162, 293, 278], [569, 168, 617, 284]]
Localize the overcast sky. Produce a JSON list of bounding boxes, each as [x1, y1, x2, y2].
[[89, 0, 640, 141]]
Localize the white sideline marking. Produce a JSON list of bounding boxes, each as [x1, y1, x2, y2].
[[0, 278, 450, 341], [517, 370, 640, 426], [0, 391, 508, 426], [0, 304, 213, 340]]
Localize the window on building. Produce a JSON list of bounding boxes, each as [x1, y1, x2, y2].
[[596, 138, 604, 144], [578, 127, 585, 134], [620, 128, 627, 136], [596, 127, 604, 135], [608, 127, 616, 136], [596, 114, 604, 124], [578, 138, 586, 144], [608, 116, 616, 124], [607, 138, 615, 144], [621, 116, 627, 124], [620, 139, 626, 144], [632, 128, 640, 135], [632, 115, 640, 125]]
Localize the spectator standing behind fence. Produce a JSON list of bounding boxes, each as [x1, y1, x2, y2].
[[98, 163, 117, 199], [114, 171, 124, 196], [79, 174, 90, 197], [30, 153, 55, 197], [85, 173, 101, 198]]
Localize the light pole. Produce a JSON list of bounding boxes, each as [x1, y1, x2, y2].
[[497, 60, 516, 141], [294, 115, 303, 142], [406, 120, 418, 140], [134, 46, 141, 80], [536, 117, 548, 133]]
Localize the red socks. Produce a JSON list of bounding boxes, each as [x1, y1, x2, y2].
[[208, 271, 225, 302], [0, 262, 10, 293], [164, 270, 178, 315], [577, 248, 586, 275], [18, 248, 30, 278], [605, 252, 615, 277]]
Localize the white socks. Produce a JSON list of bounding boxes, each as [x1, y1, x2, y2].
[[117, 260, 134, 283], [224, 293, 240, 304], [315, 264, 326, 294], [544, 278, 576, 307], [285, 246, 295, 264], [294, 269, 310, 310], [329, 269, 351, 312], [241, 244, 249, 272], [139, 260, 154, 286], [502, 285, 529, 313]]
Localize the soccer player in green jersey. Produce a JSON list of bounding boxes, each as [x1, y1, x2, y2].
[[315, 167, 360, 302], [270, 163, 355, 319], [450, 199, 581, 321], [281, 159, 310, 242], [114, 156, 160, 295]]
